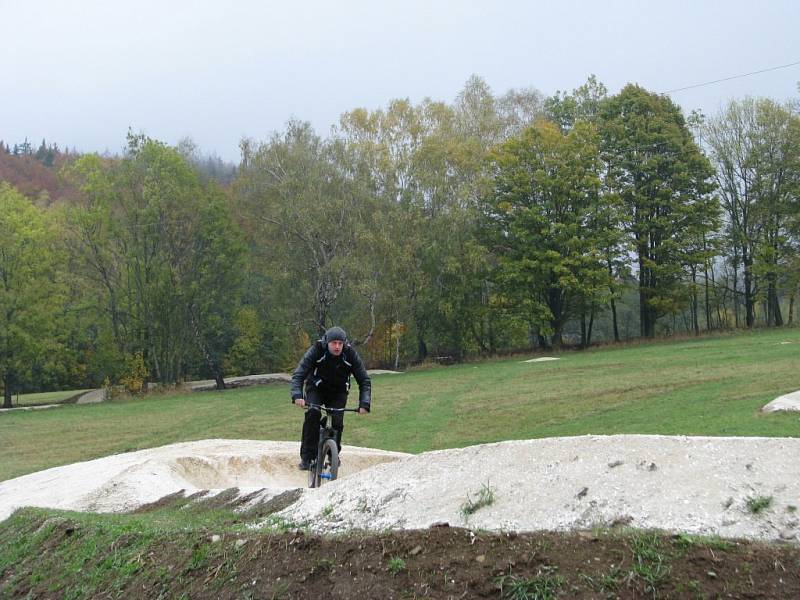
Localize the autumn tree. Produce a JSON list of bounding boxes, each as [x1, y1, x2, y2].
[[335, 83, 503, 360]]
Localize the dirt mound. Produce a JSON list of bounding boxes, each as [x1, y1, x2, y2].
[[3, 436, 800, 598], [276, 435, 800, 543], [0, 440, 409, 521], [763, 389, 800, 412], [3, 436, 799, 545]]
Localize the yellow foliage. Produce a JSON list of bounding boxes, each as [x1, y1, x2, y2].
[[284, 329, 312, 371], [119, 352, 149, 395]]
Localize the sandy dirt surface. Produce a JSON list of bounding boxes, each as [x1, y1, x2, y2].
[[2, 436, 799, 544], [762, 389, 800, 412], [275, 435, 800, 543], [522, 357, 560, 363], [188, 370, 400, 391], [0, 404, 64, 413], [186, 373, 292, 391], [0, 370, 402, 413], [0, 440, 409, 521]]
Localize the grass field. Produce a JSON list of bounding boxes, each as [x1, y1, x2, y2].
[[2, 327, 800, 599], [1, 327, 798, 482]]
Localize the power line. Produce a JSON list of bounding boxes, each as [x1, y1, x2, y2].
[[662, 60, 800, 94]]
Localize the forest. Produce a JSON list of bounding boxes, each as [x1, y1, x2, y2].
[[1, 75, 799, 405]]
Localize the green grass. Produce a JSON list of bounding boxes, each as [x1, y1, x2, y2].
[[386, 556, 406, 576], [460, 482, 496, 518], [1, 327, 799, 482], [496, 570, 565, 600], [7, 389, 92, 407], [745, 495, 774, 514], [671, 532, 734, 553], [628, 531, 671, 594], [0, 499, 279, 599]]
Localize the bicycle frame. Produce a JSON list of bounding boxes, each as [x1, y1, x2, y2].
[[305, 404, 359, 488]]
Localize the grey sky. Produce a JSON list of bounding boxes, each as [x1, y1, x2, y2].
[[2, 0, 799, 162]]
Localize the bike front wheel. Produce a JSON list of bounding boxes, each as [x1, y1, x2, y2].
[[311, 438, 339, 488]]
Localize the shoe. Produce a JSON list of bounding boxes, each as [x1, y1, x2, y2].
[[298, 460, 310, 471]]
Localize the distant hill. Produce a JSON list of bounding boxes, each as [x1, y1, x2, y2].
[[0, 138, 238, 201], [0, 140, 77, 203]]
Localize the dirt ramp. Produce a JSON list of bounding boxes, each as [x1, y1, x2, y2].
[[172, 454, 306, 489], [0, 440, 411, 521], [274, 435, 800, 543], [170, 449, 404, 490]]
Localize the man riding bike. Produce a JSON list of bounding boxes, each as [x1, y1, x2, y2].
[[291, 326, 371, 470]]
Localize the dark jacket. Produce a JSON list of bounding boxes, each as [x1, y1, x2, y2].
[[290, 341, 372, 411]]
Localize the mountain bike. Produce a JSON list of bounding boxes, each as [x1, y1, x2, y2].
[[305, 404, 359, 488]]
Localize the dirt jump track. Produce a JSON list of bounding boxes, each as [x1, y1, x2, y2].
[[1, 436, 798, 544], [3, 436, 800, 599]]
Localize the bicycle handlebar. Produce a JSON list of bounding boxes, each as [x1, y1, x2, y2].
[[304, 403, 360, 413]]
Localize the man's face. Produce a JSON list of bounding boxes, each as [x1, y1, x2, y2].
[[327, 340, 344, 355]]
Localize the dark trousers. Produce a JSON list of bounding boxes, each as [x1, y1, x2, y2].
[[300, 387, 348, 461]]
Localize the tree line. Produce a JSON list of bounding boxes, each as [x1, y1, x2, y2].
[[2, 76, 799, 405]]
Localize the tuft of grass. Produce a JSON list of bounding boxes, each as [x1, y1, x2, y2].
[[386, 556, 406, 576], [745, 495, 773, 514], [628, 532, 671, 594], [258, 515, 308, 534], [460, 482, 496, 519], [309, 558, 333, 575], [672, 533, 734, 554], [184, 544, 210, 573], [496, 569, 565, 600], [671, 532, 697, 552], [675, 579, 703, 595], [579, 567, 623, 594]]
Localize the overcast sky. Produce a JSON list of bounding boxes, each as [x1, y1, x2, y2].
[[2, 0, 799, 162]]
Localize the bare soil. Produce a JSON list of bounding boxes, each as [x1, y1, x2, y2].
[[4, 511, 800, 599]]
